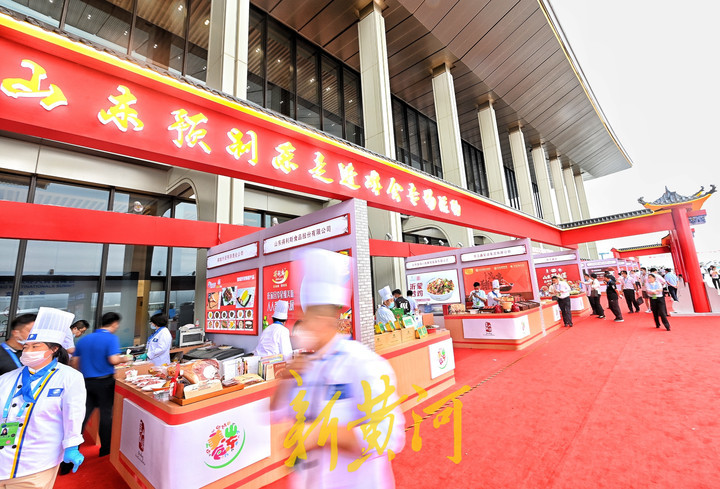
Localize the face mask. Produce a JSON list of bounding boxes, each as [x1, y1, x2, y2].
[[20, 350, 50, 368], [150, 324, 157, 330]]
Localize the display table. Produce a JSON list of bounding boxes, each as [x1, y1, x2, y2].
[[377, 330, 456, 411], [443, 303, 563, 350], [109, 380, 290, 489], [570, 292, 592, 317]]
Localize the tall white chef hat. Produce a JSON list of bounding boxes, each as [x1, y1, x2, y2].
[[26, 307, 75, 345], [492, 280, 500, 289], [298, 248, 352, 309], [379, 286, 393, 302], [272, 300, 289, 320]]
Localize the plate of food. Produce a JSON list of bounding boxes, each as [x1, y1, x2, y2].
[[228, 310, 235, 319], [237, 309, 245, 319], [244, 320, 253, 330], [245, 309, 253, 320], [213, 310, 221, 320], [235, 287, 254, 308], [207, 291, 219, 310], [426, 277, 455, 301], [228, 320, 236, 329], [221, 310, 228, 319], [207, 311, 213, 320], [222, 286, 236, 307]]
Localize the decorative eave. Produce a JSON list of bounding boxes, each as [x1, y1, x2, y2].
[[638, 185, 716, 212]]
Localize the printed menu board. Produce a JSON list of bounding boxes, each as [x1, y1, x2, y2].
[[407, 269, 461, 305], [462, 261, 533, 300], [535, 265, 582, 289], [205, 269, 258, 335]]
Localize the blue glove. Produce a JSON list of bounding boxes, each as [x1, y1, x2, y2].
[[137, 353, 148, 361], [63, 446, 84, 473]]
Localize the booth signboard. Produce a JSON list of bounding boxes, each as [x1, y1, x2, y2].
[[205, 269, 258, 335], [461, 315, 531, 340], [535, 265, 582, 289], [462, 261, 534, 300], [407, 269, 461, 305]]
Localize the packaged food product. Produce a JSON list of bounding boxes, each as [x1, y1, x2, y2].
[[182, 359, 220, 384]]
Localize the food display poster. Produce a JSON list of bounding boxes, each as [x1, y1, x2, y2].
[[205, 269, 258, 335], [407, 269, 461, 305], [535, 264, 582, 289], [263, 251, 354, 337], [462, 261, 534, 300]]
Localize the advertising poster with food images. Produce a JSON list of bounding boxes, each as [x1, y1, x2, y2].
[[462, 261, 533, 300], [535, 265, 582, 290], [263, 250, 354, 337], [205, 269, 258, 335], [407, 269, 461, 305]]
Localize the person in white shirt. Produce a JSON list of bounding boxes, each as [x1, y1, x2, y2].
[[646, 274, 670, 331], [588, 274, 605, 318], [486, 280, 502, 307], [271, 249, 405, 489], [469, 282, 488, 308], [619, 271, 640, 313], [640, 268, 652, 313], [376, 286, 397, 325], [0, 307, 87, 487], [406, 290, 418, 314], [254, 300, 292, 359], [145, 314, 173, 366], [551, 276, 573, 327], [663, 268, 679, 302]]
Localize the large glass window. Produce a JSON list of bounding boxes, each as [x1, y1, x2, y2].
[[0, 173, 30, 202], [243, 209, 296, 228], [0, 239, 20, 335], [504, 166, 521, 210], [34, 180, 109, 210], [113, 191, 172, 217], [2, 0, 209, 82], [247, 6, 363, 146], [393, 97, 442, 178], [462, 141, 489, 197]]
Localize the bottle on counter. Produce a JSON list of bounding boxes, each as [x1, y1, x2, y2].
[[262, 315, 269, 329]]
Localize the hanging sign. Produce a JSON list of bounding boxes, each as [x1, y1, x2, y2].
[[263, 215, 349, 254], [460, 245, 526, 263], [533, 253, 577, 265], [406, 255, 456, 270], [207, 242, 258, 269]]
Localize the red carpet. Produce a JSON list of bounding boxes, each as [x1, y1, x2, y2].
[[55, 310, 720, 489]]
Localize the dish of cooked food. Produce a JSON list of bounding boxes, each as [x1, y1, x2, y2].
[[222, 286, 236, 306], [426, 277, 454, 296], [207, 291, 219, 310]]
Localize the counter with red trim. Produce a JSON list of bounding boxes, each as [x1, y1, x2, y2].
[[569, 292, 592, 317], [376, 330, 456, 411], [443, 302, 563, 350], [109, 379, 290, 489]]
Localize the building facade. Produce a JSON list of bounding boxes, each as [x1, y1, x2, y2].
[[0, 0, 630, 346]]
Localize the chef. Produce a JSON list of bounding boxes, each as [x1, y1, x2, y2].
[[486, 280, 503, 307], [254, 300, 293, 359], [271, 248, 405, 488], [0, 307, 86, 487], [376, 286, 397, 325], [145, 314, 172, 366]]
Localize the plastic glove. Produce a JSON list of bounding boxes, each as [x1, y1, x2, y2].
[[137, 353, 148, 361], [63, 446, 84, 473]]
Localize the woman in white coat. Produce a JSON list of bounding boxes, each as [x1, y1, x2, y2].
[[145, 314, 172, 366], [0, 307, 86, 489]]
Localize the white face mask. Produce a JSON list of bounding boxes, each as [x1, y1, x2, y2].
[[20, 350, 51, 368], [150, 324, 157, 330]]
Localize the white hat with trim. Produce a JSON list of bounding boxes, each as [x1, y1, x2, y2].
[[26, 307, 75, 346], [272, 300, 289, 320]]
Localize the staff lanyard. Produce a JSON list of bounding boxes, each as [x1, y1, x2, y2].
[[3, 360, 58, 422], [0, 344, 21, 369]]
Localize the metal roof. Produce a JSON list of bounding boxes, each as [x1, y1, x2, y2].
[[558, 209, 653, 229]]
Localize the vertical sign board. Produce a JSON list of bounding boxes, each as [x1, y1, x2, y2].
[[428, 338, 455, 379], [205, 270, 258, 335]]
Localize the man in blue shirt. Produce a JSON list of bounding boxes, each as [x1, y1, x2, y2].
[[73, 312, 131, 457], [664, 268, 679, 302]]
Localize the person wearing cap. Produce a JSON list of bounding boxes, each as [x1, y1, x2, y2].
[[254, 300, 292, 359], [0, 314, 35, 376], [0, 307, 86, 487], [72, 312, 131, 457], [144, 314, 172, 366], [271, 248, 405, 488], [486, 280, 502, 307], [376, 286, 396, 324]]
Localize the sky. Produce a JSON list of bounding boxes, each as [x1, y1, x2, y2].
[[548, 1, 720, 267]]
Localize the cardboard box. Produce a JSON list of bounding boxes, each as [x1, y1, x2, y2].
[[401, 327, 416, 343], [388, 330, 402, 347], [375, 332, 393, 350], [422, 313, 435, 326]]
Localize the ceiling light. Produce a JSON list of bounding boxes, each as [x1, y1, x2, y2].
[[348, 99, 352, 103], [309, 77, 315, 82], [277, 58, 282, 63], [123, 30, 128, 36], [204, 19, 210, 26], [87, 14, 91, 19], [153, 43, 158, 49], [202, 65, 206, 70], [178, 4, 183, 11], [255, 48, 260, 53]]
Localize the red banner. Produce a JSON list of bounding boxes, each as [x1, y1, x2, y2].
[[535, 264, 582, 289], [0, 16, 562, 246], [462, 261, 533, 300], [262, 261, 301, 330], [205, 269, 258, 335]]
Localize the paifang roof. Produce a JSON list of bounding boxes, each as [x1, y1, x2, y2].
[[252, 0, 632, 179]]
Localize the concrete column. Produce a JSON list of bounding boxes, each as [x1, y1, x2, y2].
[[562, 166, 582, 222], [531, 144, 556, 223], [573, 172, 597, 258], [549, 157, 570, 223], [358, 1, 395, 158], [477, 101, 508, 205], [207, 0, 250, 225], [431, 63, 466, 188], [358, 1, 403, 295], [508, 126, 536, 216]]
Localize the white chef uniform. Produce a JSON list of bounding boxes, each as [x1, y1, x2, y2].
[[146, 326, 172, 366], [486, 280, 502, 306], [277, 249, 406, 489], [376, 286, 396, 324], [254, 300, 292, 359], [0, 308, 86, 480]]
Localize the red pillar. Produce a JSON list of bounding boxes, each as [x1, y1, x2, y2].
[[671, 206, 710, 312], [670, 230, 687, 281]]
